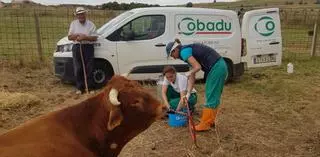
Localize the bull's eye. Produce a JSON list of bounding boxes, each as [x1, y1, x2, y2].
[[130, 99, 143, 111]]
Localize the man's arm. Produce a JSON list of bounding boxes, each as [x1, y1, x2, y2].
[[73, 34, 97, 42], [83, 35, 98, 41], [68, 21, 78, 41], [68, 34, 79, 41], [84, 22, 98, 41]]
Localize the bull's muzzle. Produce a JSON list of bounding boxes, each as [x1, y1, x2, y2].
[[156, 105, 168, 119]]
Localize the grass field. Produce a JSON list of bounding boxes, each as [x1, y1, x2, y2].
[[0, 52, 319, 156], [195, 0, 320, 9], [0, 3, 320, 64]]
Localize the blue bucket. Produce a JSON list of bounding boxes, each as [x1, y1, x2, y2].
[[168, 113, 187, 127]]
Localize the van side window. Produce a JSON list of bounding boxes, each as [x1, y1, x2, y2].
[[107, 15, 165, 41]]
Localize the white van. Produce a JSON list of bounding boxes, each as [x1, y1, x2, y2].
[[53, 7, 282, 88]]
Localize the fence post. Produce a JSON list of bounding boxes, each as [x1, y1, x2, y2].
[[310, 22, 318, 57], [34, 10, 43, 62]]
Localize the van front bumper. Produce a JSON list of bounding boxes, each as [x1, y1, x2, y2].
[[54, 57, 75, 83]]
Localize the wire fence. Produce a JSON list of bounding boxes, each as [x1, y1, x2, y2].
[[280, 8, 320, 57], [0, 7, 319, 65], [0, 7, 122, 65]]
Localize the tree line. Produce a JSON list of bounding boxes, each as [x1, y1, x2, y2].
[[101, 2, 160, 10]]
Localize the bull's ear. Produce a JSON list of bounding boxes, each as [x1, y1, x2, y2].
[[107, 107, 123, 131]]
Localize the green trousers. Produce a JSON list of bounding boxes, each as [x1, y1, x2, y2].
[[166, 85, 197, 111], [205, 58, 228, 109]]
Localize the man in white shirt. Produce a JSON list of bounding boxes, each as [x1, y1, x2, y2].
[[68, 7, 98, 94], [161, 66, 197, 112]]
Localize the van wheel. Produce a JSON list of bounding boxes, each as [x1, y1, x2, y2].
[[93, 61, 114, 89], [225, 59, 233, 83]]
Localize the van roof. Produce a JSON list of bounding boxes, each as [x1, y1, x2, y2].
[[130, 7, 236, 14]]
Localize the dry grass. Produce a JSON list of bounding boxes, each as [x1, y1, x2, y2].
[[0, 53, 320, 156], [0, 92, 41, 110]]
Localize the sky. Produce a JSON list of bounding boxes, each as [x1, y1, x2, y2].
[[1, 0, 238, 6]]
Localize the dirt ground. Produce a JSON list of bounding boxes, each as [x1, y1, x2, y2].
[[0, 62, 320, 157]]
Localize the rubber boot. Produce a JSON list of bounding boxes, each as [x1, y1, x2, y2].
[[195, 108, 217, 131]]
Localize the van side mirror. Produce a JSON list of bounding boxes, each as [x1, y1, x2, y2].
[[121, 30, 134, 41]]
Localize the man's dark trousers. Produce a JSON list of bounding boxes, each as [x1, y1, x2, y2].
[[72, 44, 94, 92]]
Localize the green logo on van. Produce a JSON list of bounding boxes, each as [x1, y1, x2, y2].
[[255, 16, 275, 37], [178, 17, 232, 36]]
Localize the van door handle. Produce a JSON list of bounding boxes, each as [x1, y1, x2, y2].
[[155, 43, 166, 47], [270, 42, 280, 45]]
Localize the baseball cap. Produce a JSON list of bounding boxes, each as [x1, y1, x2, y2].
[[166, 41, 180, 57]]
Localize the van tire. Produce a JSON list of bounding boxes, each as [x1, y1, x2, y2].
[[92, 60, 114, 89], [224, 58, 233, 83]]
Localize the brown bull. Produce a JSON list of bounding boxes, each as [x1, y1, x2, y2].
[[0, 75, 166, 157]]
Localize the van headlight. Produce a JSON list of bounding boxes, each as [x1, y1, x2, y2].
[[56, 44, 73, 52]]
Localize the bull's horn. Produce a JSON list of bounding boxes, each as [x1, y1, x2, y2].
[[120, 73, 129, 77], [109, 88, 120, 106]]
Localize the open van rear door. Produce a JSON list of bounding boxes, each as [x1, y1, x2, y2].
[[241, 8, 282, 68]]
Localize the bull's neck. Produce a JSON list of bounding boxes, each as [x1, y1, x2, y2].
[[70, 93, 109, 135], [54, 93, 110, 155], [94, 126, 136, 157], [55, 93, 138, 157], [81, 96, 143, 157]]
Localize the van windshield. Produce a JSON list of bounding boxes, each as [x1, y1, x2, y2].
[[96, 11, 133, 35]]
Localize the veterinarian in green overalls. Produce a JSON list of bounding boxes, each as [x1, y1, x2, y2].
[[161, 66, 197, 112], [166, 38, 228, 131]]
